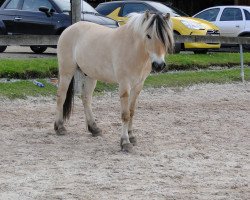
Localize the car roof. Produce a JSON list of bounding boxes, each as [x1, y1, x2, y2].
[[100, 0, 157, 4], [201, 5, 250, 10]]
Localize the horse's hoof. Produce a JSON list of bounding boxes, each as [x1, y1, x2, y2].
[[92, 129, 102, 137], [121, 143, 133, 153], [129, 136, 137, 146], [55, 127, 67, 135], [88, 124, 102, 137], [54, 122, 67, 135]]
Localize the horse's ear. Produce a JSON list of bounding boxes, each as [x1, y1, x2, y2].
[[144, 10, 150, 20], [163, 13, 171, 21]]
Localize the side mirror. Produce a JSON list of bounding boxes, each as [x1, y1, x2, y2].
[[39, 6, 52, 17]]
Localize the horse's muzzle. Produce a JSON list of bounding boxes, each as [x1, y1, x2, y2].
[[152, 61, 166, 72]]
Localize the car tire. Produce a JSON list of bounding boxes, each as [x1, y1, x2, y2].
[[30, 46, 47, 54], [193, 50, 208, 54], [0, 45, 7, 53]]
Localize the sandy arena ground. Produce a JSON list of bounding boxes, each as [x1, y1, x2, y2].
[[0, 83, 249, 200]]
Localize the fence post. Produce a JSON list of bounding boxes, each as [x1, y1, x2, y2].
[[239, 44, 245, 83], [71, 0, 83, 94]]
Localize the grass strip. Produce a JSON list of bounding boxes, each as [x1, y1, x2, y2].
[[0, 58, 58, 79], [0, 68, 249, 99], [0, 53, 250, 78]]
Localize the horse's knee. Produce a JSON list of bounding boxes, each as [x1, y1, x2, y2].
[[122, 111, 130, 122]]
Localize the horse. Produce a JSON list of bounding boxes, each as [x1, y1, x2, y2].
[[54, 11, 174, 152]]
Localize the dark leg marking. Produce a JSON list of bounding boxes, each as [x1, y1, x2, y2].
[[128, 131, 137, 146]]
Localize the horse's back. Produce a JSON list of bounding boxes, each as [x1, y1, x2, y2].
[[58, 21, 112, 45], [57, 21, 118, 82]]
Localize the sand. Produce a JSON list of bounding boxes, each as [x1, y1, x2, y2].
[[0, 83, 249, 199]]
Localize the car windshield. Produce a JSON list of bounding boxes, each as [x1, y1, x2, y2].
[[54, 0, 97, 13], [147, 2, 188, 17]]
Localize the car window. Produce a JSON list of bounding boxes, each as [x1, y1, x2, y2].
[[220, 8, 243, 21], [22, 0, 53, 11], [195, 8, 220, 21], [5, 0, 19, 9], [244, 9, 250, 20], [96, 3, 122, 15], [122, 3, 148, 17]]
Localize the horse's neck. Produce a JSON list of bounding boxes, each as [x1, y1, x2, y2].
[[118, 25, 149, 62]]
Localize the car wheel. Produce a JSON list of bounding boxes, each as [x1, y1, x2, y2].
[[193, 50, 208, 54], [30, 46, 47, 54], [174, 33, 181, 54], [0, 45, 7, 53]]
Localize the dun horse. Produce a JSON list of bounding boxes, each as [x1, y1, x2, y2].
[[54, 11, 174, 152]]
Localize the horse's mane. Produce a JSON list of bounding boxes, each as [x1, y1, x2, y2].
[[127, 12, 174, 53]]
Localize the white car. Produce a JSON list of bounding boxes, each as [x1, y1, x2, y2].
[[193, 6, 250, 49]]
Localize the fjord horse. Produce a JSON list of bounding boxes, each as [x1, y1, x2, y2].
[[54, 11, 174, 152]]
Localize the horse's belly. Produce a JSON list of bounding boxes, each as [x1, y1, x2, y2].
[[80, 65, 117, 83]]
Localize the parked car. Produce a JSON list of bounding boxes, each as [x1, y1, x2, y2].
[[193, 6, 250, 49], [96, 0, 221, 54], [0, 0, 119, 53]]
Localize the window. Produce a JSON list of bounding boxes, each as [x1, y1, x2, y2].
[[5, 0, 19, 9], [22, 0, 53, 11], [244, 9, 250, 20], [195, 8, 220, 22], [220, 8, 243, 21], [96, 3, 123, 16], [122, 3, 148, 17]]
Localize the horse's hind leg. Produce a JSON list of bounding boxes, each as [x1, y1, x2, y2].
[[54, 64, 77, 135], [81, 76, 102, 137]]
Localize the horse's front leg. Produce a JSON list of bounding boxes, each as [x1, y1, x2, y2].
[[81, 76, 102, 137], [128, 82, 144, 145], [119, 83, 133, 152]]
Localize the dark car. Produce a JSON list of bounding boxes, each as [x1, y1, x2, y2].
[[0, 0, 119, 53]]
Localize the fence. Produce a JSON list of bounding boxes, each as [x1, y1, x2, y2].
[[1, 34, 250, 82]]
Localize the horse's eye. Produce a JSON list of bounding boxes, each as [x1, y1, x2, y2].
[[146, 34, 151, 39]]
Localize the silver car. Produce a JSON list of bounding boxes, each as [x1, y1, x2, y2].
[[194, 6, 250, 49]]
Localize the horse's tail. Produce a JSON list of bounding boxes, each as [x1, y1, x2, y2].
[[63, 77, 74, 120]]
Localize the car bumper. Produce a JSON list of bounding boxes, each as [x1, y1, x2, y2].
[[183, 29, 221, 50], [184, 42, 220, 49]]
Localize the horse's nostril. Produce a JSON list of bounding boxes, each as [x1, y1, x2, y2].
[[152, 61, 166, 72], [152, 62, 157, 69], [159, 62, 166, 69]]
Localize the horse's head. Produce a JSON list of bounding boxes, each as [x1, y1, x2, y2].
[[128, 11, 174, 72], [143, 11, 174, 72]]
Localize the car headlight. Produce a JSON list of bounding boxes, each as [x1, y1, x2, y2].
[[180, 20, 205, 30]]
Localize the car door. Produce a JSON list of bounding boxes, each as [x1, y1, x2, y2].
[[214, 7, 245, 37], [0, 0, 22, 34], [13, 0, 54, 35]]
